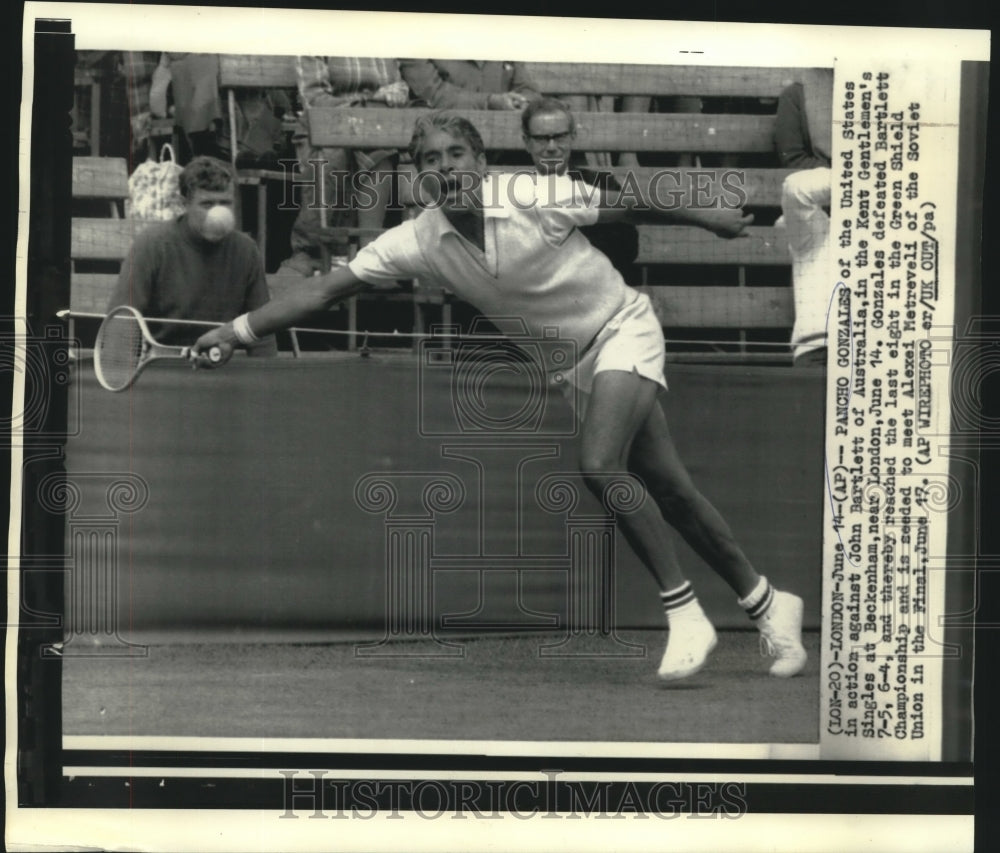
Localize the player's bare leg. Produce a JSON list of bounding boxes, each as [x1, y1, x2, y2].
[[628, 399, 807, 677], [578, 370, 717, 681], [579, 370, 681, 589], [627, 400, 757, 596]]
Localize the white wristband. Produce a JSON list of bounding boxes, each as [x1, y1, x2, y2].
[[232, 314, 260, 346]]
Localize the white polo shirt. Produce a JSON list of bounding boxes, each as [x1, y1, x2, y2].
[[348, 172, 636, 355]]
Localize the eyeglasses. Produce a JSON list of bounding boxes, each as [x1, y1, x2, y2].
[[526, 131, 573, 145]]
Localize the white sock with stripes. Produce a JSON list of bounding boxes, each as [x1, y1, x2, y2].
[[660, 581, 707, 626], [738, 576, 775, 621]]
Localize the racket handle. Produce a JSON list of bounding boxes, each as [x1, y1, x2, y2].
[[183, 346, 223, 364]]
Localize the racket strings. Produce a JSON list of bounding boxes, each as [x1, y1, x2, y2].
[[96, 311, 145, 391]]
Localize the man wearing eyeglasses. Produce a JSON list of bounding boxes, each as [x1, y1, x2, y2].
[[521, 97, 639, 277]]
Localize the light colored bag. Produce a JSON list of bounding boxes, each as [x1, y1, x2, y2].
[[149, 54, 172, 118], [126, 143, 185, 220]]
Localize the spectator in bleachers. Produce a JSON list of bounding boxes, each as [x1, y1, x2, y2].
[[401, 59, 542, 168], [774, 69, 834, 366], [398, 59, 539, 111], [120, 52, 166, 163], [109, 156, 276, 356], [164, 53, 227, 160], [145, 54, 294, 167], [277, 57, 409, 278], [521, 97, 638, 279], [222, 87, 295, 169]]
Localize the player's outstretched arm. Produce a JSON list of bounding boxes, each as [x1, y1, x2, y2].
[[596, 189, 754, 238], [191, 267, 371, 366], [662, 206, 754, 238]]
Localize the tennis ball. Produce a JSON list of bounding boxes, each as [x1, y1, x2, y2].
[[203, 205, 235, 241]]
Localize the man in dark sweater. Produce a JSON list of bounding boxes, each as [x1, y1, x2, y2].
[[520, 98, 639, 279], [110, 156, 277, 355]]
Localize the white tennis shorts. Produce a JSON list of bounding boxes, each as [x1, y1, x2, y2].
[[554, 291, 667, 416]]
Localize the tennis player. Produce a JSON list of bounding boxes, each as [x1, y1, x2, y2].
[[193, 111, 807, 681]]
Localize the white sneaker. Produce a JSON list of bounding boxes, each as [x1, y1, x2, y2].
[[757, 591, 808, 677], [657, 617, 717, 682]]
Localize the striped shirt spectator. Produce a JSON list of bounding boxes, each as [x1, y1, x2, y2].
[[277, 57, 408, 276]]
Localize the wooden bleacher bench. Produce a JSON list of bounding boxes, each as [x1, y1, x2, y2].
[[72, 157, 129, 217], [304, 63, 805, 353], [71, 216, 149, 262], [70, 158, 131, 349], [525, 63, 802, 98], [70, 218, 149, 318], [218, 55, 299, 89], [308, 106, 776, 154]]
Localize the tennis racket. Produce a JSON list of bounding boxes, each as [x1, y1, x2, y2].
[[94, 305, 221, 392]]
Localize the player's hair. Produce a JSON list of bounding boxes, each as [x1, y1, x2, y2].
[[521, 97, 576, 137], [179, 156, 235, 198], [408, 112, 486, 167]]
